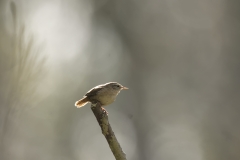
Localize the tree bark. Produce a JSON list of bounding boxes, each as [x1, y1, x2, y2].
[[91, 102, 127, 160]]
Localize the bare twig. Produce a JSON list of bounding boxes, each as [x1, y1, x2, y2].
[[91, 102, 127, 160]]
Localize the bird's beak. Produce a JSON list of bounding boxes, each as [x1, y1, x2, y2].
[[122, 86, 129, 90]]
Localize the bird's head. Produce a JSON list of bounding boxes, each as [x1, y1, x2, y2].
[[106, 82, 128, 92]]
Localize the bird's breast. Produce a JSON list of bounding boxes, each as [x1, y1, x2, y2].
[[97, 94, 117, 106]]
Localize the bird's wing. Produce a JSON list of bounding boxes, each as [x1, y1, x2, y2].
[[85, 85, 104, 97]]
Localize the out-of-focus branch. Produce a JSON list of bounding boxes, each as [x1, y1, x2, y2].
[[91, 102, 127, 160]]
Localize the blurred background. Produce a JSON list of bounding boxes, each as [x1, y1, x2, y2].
[[1, 0, 240, 160]]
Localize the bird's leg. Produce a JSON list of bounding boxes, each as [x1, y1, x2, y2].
[[91, 100, 108, 115], [101, 107, 108, 115]]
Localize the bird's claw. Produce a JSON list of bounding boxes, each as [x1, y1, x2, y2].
[[101, 107, 108, 115]]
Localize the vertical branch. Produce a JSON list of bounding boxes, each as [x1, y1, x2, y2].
[[91, 102, 127, 160], [10, 1, 17, 33]]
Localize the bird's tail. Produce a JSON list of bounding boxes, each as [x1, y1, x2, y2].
[[75, 97, 89, 108]]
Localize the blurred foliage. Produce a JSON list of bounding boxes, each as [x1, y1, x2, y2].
[[0, 1, 45, 159], [1, 0, 240, 160]]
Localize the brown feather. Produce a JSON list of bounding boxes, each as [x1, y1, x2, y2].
[[85, 86, 104, 97], [75, 97, 89, 108]]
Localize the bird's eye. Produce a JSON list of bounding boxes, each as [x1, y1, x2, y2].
[[115, 85, 120, 88]]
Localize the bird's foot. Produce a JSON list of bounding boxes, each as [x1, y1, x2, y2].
[[101, 107, 108, 115]]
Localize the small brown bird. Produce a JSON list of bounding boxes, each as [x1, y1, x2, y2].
[[75, 82, 128, 108]]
